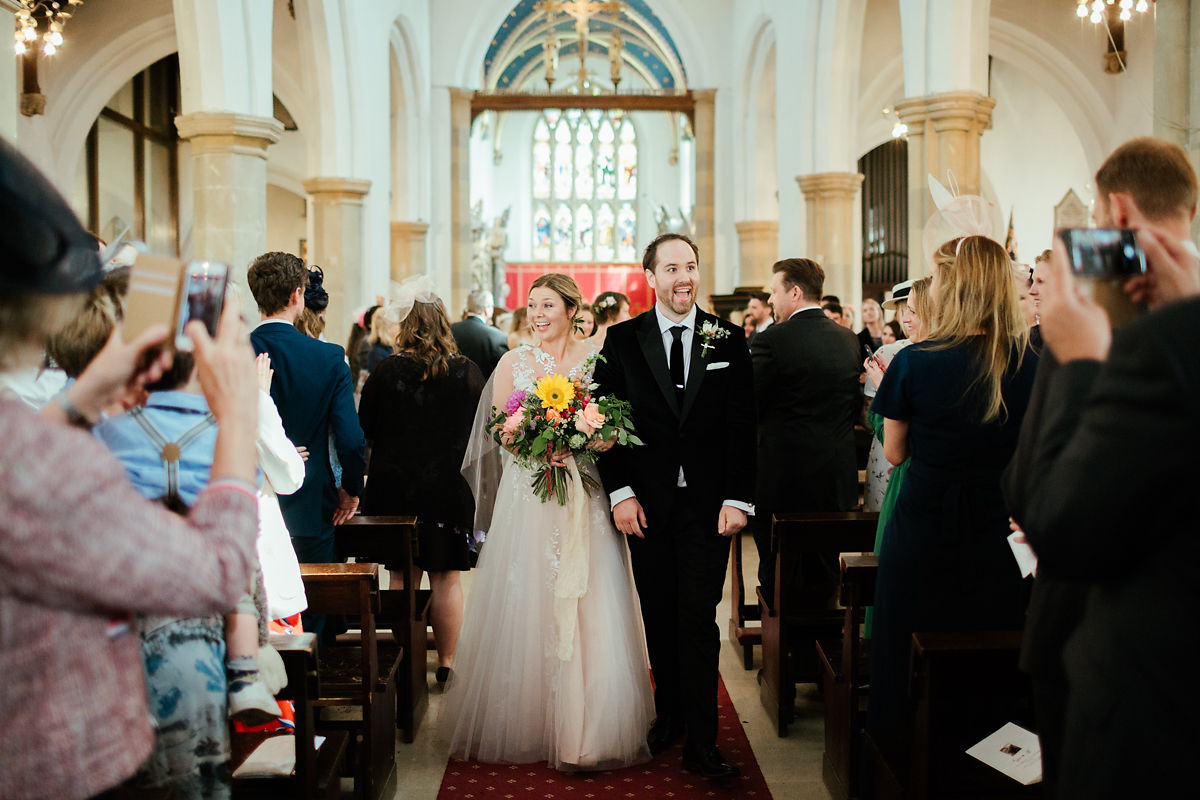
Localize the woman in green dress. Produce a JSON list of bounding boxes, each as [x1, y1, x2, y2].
[[863, 274, 934, 636]]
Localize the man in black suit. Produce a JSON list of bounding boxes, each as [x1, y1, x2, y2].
[[743, 291, 772, 347], [595, 232, 755, 781], [1005, 136, 1198, 796], [450, 289, 507, 380], [248, 252, 365, 641], [750, 258, 862, 598]]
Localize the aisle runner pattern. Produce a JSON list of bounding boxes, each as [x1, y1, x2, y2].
[[436, 678, 772, 799]]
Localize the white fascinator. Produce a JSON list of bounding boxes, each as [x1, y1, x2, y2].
[[379, 273, 440, 327], [922, 173, 1004, 270]]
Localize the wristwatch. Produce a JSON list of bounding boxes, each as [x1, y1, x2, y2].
[[55, 391, 96, 430]]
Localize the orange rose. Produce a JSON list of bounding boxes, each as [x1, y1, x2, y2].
[[574, 402, 606, 436]]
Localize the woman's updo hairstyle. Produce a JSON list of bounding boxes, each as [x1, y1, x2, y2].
[[592, 291, 629, 326]]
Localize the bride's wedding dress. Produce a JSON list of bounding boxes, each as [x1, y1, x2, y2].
[[441, 344, 654, 770]]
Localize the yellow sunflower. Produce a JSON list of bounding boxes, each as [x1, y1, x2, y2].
[[535, 373, 575, 412]]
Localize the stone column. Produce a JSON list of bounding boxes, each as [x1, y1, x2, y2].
[[0, 1, 18, 140], [796, 172, 864, 306], [734, 220, 779, 290], [894, 91, 995, 277], [1153, 0, 1200, 241], [692, 89, 716, 302], [390, 221, 429, 284], [175, 112, 282, 316], [449, 89, 473, 318], [303, 177, 371, 343]]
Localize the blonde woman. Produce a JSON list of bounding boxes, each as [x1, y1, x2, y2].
[[857, 297, 886, 351], [866, 235, 1038, 734]]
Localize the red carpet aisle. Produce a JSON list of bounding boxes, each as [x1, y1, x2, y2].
[[436, 677, 772, 799]]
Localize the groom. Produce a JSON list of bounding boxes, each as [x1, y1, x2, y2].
[[595, 232, 755, 780]]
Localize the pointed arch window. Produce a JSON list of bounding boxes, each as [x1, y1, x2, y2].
[[531, 108, 637, 262]]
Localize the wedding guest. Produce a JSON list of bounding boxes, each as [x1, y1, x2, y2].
[[0, 135, 259, 800], [450, 289, 508, 380], [365, 304, 397, 373], [867, 235, 1037, 733], [576, 304, 597, 339], [1028, 249, 1050, 351], [857, 298, 885, 352], [821, 301, 844, 324], [742, 314, 756, 339], [295, 265, 329, 340], [507, 305, 535, 350], [347, 304, 378, 380], [359, 288, 484, 683], [744, 290, 773, 346], [840, 303, 857, 330], [590, 290, 631, 349], [881, 319, 903, 345]]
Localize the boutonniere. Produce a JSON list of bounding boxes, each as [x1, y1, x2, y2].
[[698, 320, 730, 358]]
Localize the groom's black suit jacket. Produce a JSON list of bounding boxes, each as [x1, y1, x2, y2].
[[594, 308, 755, 527]]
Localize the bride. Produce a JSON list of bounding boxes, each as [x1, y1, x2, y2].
[[441, 273, 654, 770]]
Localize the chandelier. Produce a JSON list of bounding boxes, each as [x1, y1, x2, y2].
[[1075, 0, 1151, 24], [14, 0, 83, 57]]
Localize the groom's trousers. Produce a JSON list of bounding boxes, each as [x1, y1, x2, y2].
[[627, 485, 731, 752]]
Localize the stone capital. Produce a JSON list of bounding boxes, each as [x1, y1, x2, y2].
[[175, 112, 283, 158], [391, 220, 430, 236], [0, 0, 22, 14], [691, 88, 716, 106], [796, 171, 864, 200], [734, 220, 778, 236], [303, 177, 372, 203], [894, 91, 995, 133]]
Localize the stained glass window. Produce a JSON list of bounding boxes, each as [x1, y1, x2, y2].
[[531, 109, 637, 262]]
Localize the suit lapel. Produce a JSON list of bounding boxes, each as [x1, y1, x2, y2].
[[679, 309, 710, 422], [636, 311, 681, 417]]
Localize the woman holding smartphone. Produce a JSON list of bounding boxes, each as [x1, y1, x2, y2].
[[866, 236, 1038, 734]]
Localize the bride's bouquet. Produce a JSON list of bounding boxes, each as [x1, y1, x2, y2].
[[487, 359, 643, 505]]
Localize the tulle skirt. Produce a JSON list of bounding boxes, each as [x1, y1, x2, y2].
[[439, 460, 654, 770]]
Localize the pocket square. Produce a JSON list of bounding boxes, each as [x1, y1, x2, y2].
[[706, 361, 730, 370]]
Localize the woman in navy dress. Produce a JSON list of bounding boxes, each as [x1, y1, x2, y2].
[[867, 235, 1038, 733]]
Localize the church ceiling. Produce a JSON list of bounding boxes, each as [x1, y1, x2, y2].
[[483, 0, 688, 91]]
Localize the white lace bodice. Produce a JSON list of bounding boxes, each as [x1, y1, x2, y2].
[[510, 343, 600, 391]]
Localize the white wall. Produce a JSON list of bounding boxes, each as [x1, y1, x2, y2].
[[266, 183, 307, 256], [982, 59, 1094, 259]]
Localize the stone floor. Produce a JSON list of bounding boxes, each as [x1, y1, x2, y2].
[[382, 535, 833, 800]]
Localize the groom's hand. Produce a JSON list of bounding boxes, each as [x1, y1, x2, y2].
[[613, 497, 648, 538], [717, 505, 748, 537]]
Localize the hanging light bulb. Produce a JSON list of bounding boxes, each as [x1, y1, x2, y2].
[[46, 30, 63, 46], [42, 42, 56, 56], [1077, 3, 1089, 16], [1090, 10, 1103, 23], [14, 40, 25, 55], [1135, 0, 1149, 10], [1119, 8, 1132, 19], [22, 26, 37, 42], [891, 121, 909, 139]]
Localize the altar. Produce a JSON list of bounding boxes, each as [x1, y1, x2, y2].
[[505, 262, 654, 313]]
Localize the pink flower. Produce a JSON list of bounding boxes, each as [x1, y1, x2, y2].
[[574, 402, 606, 436], [504, 390, 525, 415], [500, 408, 525, 444]]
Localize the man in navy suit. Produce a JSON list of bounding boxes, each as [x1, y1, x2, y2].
[[248, 252, 365, 640]]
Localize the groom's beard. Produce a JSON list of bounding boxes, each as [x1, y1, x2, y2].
[[659, 279, 698, 316]]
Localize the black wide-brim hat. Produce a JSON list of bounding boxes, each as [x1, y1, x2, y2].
[[0, 137, 101, 295]]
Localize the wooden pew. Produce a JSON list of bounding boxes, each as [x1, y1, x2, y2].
[[300, 563, 400, 800], [865, 630, 1038, 800], [231, 633, 348, 800], [817, 554, 878, 800], [758, 511, 878, 736], [335, 515, 429, 743], [728, 529, 761, 669]]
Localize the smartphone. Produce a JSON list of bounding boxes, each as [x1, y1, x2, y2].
[[1057, 228, 1146, 327], [175, 261, 229, 351]]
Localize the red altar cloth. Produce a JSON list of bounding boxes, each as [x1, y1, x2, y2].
[[505, 263, 653, 313]]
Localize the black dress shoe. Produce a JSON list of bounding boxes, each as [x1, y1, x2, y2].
[[647, 716, 683, 755], [435, 666, 453, 684], [682, 746, 741, 780]]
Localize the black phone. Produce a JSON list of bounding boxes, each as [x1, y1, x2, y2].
[[863, 344, 877, 361], [1058, 228, 1146, 279], [175, 261, 229, 352], [1057, 228, 1145, 327]]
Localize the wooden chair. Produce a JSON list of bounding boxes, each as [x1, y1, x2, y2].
[[865, 630, 1038, 800], [728, 529, 762, 669], [300, 563, 400, 800], [230, 633, 348, 800], [336, 515, 429, 743], [758, 511, 878, 736], [816, 554, 878, 800]]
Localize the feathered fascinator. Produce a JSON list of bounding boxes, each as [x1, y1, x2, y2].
[[922, 173, 1004, 269], [305, 265, 330, 312]]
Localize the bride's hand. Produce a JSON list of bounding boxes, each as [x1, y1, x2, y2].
[[546, 445, 571, 468]]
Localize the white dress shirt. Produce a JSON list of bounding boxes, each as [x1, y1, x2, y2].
[[609, 303, 754, 516], [789, 304, 823, 319]]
